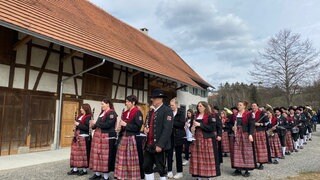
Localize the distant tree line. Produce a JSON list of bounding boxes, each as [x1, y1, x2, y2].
[[209, 81, 320, 110]]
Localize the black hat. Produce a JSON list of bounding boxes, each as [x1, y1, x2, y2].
[[149, 89, 167, 98], [288, 106, 296, 111], [213, 106, 219, 111], [273, 107, 282, 113]]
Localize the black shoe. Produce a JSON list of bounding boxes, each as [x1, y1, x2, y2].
[[294, 149, 299, 152], [89, 174, 102, 180], [67, 169, 78, 175], [232, 170, 242, 176], [285, 152, 291, 155], [280, 156, 285, 159], [309, 138, 312, 141], [273, 160, 279, 164], [224, 153, 228, 157], [243, 171, 250, 177], [77, 170, 88, 176], [258, 164, 264, 170], [300, 146, 304, 149], [303, 142, 307, 145]]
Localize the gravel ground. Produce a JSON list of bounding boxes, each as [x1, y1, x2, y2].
[[0, 126, 319, 180]]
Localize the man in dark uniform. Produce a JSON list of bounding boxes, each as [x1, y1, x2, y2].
[[143, 89, 173, 180]]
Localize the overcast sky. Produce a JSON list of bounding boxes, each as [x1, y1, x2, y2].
[[90, 0, 320, 88]]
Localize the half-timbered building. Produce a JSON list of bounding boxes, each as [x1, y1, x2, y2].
[[0, 1, 211, 155]]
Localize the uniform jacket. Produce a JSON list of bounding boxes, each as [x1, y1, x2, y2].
[[76, 114, 92, 135], [93, 109, 118, 137], [121, 106, 143, 136], [196, 114, 218, 139], [253, 110, 269, 132], [171, 108, 186, 146], [146, 104, 173, 150]]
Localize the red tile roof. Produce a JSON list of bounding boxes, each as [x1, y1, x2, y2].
[[0, 0, 211, 88]]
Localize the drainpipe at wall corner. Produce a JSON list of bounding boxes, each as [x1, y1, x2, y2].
[[55, 59, 106, 150]]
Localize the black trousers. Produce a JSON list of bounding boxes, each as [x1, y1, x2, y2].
[[85, 136, 91, 167], [184, 140, 192, 160], [279, 134, 286, 147], [143, 150, 167, 177], [299, 127, 306, 139], [166, 145, 183, 173], [136, 136, 146, 179], [292, 133, 299, 141]]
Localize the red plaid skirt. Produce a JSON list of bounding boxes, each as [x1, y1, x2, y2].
[[190, 129, 217, 177], [231, 128, 256, 169], [114, 135, 140, 180], [70, 135, 88, 168], [89, 129, 112, 172], [254, 131, 269, 163], [221, 131, 230, 153], [268, 133, 283, 158], [285, 131, 294, 152]]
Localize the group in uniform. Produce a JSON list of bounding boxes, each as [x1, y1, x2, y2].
[[67, 88, 317, 179]]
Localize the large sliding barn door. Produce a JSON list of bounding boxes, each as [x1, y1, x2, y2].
[[29, 95, 55, 151], [0, 90, 56, 155], [0, 91, 27, 155]]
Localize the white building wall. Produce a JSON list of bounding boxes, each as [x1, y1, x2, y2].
[[177, 89, 207, 114], [0, 64, 10, 87]]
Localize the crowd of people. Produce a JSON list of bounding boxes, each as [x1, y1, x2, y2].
[[66, 88, 319, 180]]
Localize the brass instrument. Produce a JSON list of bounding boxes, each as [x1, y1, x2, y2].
[[89, 108, 95, 140], [224, 107, 233, 115], [73, 111, 79, 143], [266, 126, 276, 137]]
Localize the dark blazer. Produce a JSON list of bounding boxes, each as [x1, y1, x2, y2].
[[124, 110, 143, 136], [172, 108, 186, 146], [77, 115, 91, 135], [93, 110, 118, 137], [196, 114, 217, 139], [148, 104, 173, 150]]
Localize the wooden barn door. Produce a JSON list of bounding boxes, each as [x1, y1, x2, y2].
[[29, 95, 56, 151], [60, 100, 79, 147], [0, 91, 28, 156]]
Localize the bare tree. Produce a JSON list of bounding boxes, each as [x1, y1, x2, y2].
[[250, 29, 320, 106]]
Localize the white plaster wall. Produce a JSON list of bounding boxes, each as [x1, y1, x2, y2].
[[13, 68, 25, 89], [77, 79, 82, 96], [15, 45, 27, 65], [30, 48, 46, 68], [63, 57, 73, 74], [28, 70, 39, 90], [0, 64, 10, 87], [177, 89, 207, 114], [37, 72, 58, 92], [119, 71, 126, 85], [74, 58, 83, 74], [46, 53, 60, 71], [62, 76, 76, 95], [113, 69, 119, 83], [116, 86, 126, 100]]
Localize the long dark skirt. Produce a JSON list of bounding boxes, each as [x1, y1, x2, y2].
[[268, 133, 283, 158], [70, 135, 91, 168], [89, 129, 116, 173], [190, 129, 220, 177], [285, 131, 294, 152], [254, 130, 270, 164], [222, 131, 230, 153], [114, 135, 140, 180], [231, 128, 256, 170]]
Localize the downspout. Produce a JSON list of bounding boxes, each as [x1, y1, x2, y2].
[[55, 59, 106, 150]]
